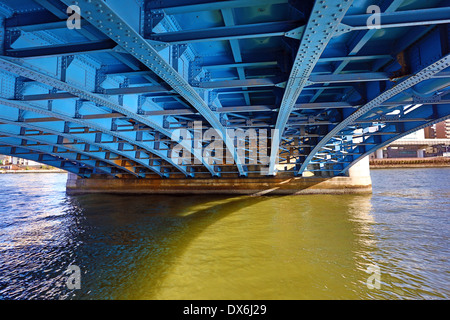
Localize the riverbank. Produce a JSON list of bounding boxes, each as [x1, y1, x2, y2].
[[2, 158, 450, 173], [370, 157, 450, 169], [0, 169, 66, 174]]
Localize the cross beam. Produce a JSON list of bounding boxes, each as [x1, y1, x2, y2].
[[268, 0, 354, 175], [60, 0, 245, 175]]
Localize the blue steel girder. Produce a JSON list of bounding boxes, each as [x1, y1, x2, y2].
[[0, 135, 116, 176], [298, 54, 450, 175], [308, 0, 404, 103], [147, 0, 288, 15], [0, 0, 449, 179], [0, 135, 134, 177], [268, 0, 354, 175], [0, 57, 215, 176], [0, 97, 180, 177], [5, 39, 118, 58], [336, 103, 450, 174], [0, 25, 216, 176], [146, 20, 304, 44], [306, 3, 450, 105], [338, 7, 450, 33], [58, 0, 246, 176], [0, 117, 157, 177], [0, 145, 97, 177], [221, 8, 251, 106], [0, 123, 141, 177]]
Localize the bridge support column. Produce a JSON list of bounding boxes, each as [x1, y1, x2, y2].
[[66, 157, 372, 195], [347, 155, 372, 187], [376, 148, 384, 159]]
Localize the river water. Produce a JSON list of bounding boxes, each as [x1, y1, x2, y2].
[[0, 168, 448, 300]]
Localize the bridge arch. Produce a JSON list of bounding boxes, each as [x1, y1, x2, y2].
[[0, 0, 448, 181]]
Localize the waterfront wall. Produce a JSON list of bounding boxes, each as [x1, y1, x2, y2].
[[66, 157, 372, 196], [370, 156, 450, 169], [0, 169, 66, 174]]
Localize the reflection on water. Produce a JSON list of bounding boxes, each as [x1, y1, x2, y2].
[[0, 169, 448, 300]]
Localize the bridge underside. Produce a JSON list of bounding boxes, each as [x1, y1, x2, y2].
[[0, 0, 449, 194]]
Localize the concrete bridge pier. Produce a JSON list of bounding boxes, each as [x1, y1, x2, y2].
[[66, 157, 372, 196]]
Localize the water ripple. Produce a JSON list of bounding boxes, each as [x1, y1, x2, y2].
[[0, 169, 448, 299]]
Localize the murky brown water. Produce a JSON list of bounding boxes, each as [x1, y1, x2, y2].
[[0, 168, 448, 299]]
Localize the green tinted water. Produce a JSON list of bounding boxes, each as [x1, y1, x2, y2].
[[0, 168, 448, 299]]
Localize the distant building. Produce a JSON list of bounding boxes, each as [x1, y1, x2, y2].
[[401, 129, 424, 140], [421, 120, 450, 139], [0, 155, 41, 168], [371, 128, 450, 159], [424, 126, 435, 139], [11, 157, 41, 167], [0, 155, 8, 165], [435, 119, 450, 139], [0, 155, 12, 169]]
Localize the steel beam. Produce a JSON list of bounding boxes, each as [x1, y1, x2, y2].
[[0, 145, 96, 177], [220, 8, 251, 106], [0, 57, 214, 176], [309, 0, 404, 103], [147, 20, 304, 44], [199, 77, 283, 89], [313, 4, 404, 101], [308, 72, 391, 84], [298, 54, 450, 175], [5, 40, 117, 58], [102, 85, 170, 95], [203, 61, 278, 70], [0, 128, 140, 177], [21, 85, 170, 100], [268, 0, 354, 175], [0, 136, 116, 176], [339, 106, 450, 174], [198, 71, 390, 89], [61, 0, 245, 175], [0, 97, 179, 177], [22, 92, 77, 101], [0, 117, 157, 177], [339, 7, 450, 33], [317, 54, 393, 63], [147, 0, 288, 15]]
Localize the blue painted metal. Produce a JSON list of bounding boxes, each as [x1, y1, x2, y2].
[[5, 39, 117, 58], [0, 99, 171, 177], [147, 0, 288, 15], [0, 129, 140, 177], [298, 54, 450, 175], [341, 110, 450, 172], [0, 0, 448, 179], [0, 145, 99, 177], [147, 20, 304, 44], [339, 7, 450, 30], [0, 57, 215, 176], [59, 0, 246, 176], [268, 0, 354, 175], [0, 135, 116, 176], [308, 0, 405, 103]]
